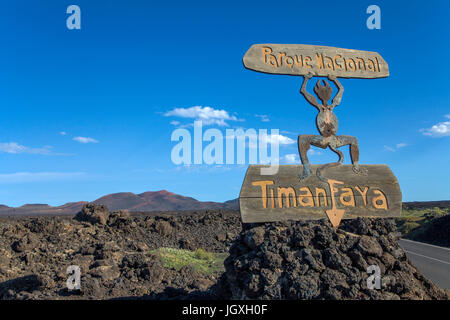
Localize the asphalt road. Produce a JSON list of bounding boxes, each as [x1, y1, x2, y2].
[[399, 239, 450, 290]]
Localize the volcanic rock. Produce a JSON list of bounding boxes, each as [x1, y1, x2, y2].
[[0, 207, 241, 300], [222, 218, 449, 300], [75, 204, 110, 225], [408, 214, 450, 247]]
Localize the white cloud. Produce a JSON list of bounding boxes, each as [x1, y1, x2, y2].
[[308, 149, 322, 156], [73, 136, 99, 144], [225, 131, 296, 150], [384, 142, 408, 152], [282, 150, 321, 164], [164, 106, 241, 126], [0, 172, 85, 183], [283, 154, 298, 164], [445, 114, 450, 119], [280, 130, 297, 135], [0, 142, 28, 154], [170, 120, 180, 126], [238, 132, 295, 149], [0, 142, 54, 155], [256, 114, 270, 122], [421, 121, 450, 137], [60, 131, 67, 136], [260, 134, 295, 145]]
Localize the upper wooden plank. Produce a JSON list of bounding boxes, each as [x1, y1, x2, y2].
[[243, 44, 389, 79]]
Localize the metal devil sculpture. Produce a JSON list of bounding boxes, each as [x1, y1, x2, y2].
[[298, 73, 366, 181]]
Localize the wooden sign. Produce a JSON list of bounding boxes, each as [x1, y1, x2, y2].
[[243, 44, 389, 79], [239, 165, 401, 227]]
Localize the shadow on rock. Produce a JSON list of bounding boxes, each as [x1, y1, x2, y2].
[[0, 274, 43, 299], [110, 282, 226, 300]]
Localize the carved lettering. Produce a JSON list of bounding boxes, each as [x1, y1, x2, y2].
[[278, 187, 297, 208], [252, 180, 274, 208], [372, 189, 388, 209], [340, 187, 356, 207], [355, 186, 369, 206], [254, 46, 387, 78], [250, 180, 389, 211], [315, 187, 328, 207], [298, 187, 314, 207]]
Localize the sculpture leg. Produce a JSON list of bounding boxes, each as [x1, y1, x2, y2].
[[335, 135, 367, 175], [316, 144, 344, 182], [298, 135, 328, 180]]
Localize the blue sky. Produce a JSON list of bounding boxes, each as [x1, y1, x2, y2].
[[1, 0, 449, 206]]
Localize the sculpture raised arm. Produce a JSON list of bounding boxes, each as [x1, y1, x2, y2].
[[300, 74, 321, 110], [328, 75, 344, 109]]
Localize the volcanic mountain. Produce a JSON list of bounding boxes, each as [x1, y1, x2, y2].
[[92, 190, 238, 212], [0, 190, 239, 216]]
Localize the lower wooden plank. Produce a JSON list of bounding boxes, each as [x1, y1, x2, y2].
[[239, 165, 402, 223]]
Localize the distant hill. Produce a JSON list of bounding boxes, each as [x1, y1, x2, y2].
[[92, 190, 237, 212], [19, 204, 51, 209], [223, 198, 239, 210], [403, 201, 450, 210], [0, 201, 88, 216], [0, 190, 239, 216]]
